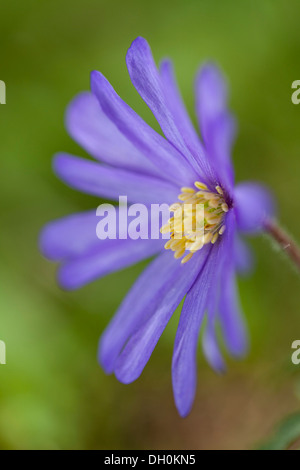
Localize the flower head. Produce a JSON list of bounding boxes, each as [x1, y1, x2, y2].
[[40, 37, 275, 417]]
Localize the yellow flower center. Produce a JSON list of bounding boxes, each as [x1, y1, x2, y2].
[[160, 181, 228, 264]]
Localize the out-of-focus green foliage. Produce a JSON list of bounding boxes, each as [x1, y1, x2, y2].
[[259, 413, 300, 450], [0, 0, 300, 450]]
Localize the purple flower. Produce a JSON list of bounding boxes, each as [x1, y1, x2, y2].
[[40, 37, 275, 417]]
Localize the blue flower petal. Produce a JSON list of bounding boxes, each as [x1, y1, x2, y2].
[[66, 92, 160, 177], [172, 245, 217, 418], [234, 235, 254, 276], [219, 261, 249, 358], [90, 70, 196, 186], [196, 63, 236, 192], [160, 60, 205, 158], [58, 238, 163, 290], [99, 250, 179, 374], [126, 37, 214, 181], [113, 249, 206, 384], [40, 210, 100, 261], [202, 320, 226, 374], [53, 152, 179, 205], [196, 63, 229, 143], [234, 181, 275, 233]]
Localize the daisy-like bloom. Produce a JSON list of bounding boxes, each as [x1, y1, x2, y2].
[[40, 37, 275, 417]]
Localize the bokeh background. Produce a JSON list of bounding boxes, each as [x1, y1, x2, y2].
[[0, 0, 300, 450]]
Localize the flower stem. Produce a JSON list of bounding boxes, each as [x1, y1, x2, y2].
[[265, 219, 300, 271]]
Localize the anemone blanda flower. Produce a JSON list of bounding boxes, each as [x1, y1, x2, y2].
[[40, 37, 275, 417]]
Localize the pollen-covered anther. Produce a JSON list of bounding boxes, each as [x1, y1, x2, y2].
[[211, 233, 219, 244], [194, 181, 208, 190], [221, 202, 229, 212], [161, 181, 229, 262]]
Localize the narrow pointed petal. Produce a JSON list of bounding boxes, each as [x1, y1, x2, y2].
[[113, 250, 206, 384], [234, 181, 275, 233], [219, 262, 249, 358], [172, 210, 235, 417], [40, 211, 99, 261], [99, 250, 179, 374], [234, 235, 254, 276], [58, 238, 163, 290], [202, 320, 226, 373], [126, 37, 212, 179], [66, 92, 160, 177], [195, 63, 236, 191], [213, 210, 249, 357], [196, 63, 229, 143], [53, 153, 179, 205], [204, 113, 236, 192], [172, 245, 218, 418], [126, 39, 189, 157], [202, 254, 227, 374], [159, 60, 212, 178], [90, 70, 197, 186]]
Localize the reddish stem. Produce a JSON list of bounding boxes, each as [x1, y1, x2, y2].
[[265, 219, 300, 271]]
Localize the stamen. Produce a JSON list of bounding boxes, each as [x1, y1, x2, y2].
[[204, 232, 213, 244], [194, 181, 208, 190], [169, 203, 181, 212], [206, 213, 221, 224], [211, 233, 219, 244], [160, 223, 171, 234], [161, 182, 229, 262], [180, 187, 195, 193], [178, 193, 192, 201], [208, 198, 219, 209], [181, 252, 194, 264], [203, 192, 216, 200], [221, 203, 229, 212], [187, 239, 204, 252], [164, 240, 173, 249], [174, 246, 186, 259]]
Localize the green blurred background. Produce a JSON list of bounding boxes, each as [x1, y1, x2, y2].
[[0, 0, 300, 450]]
